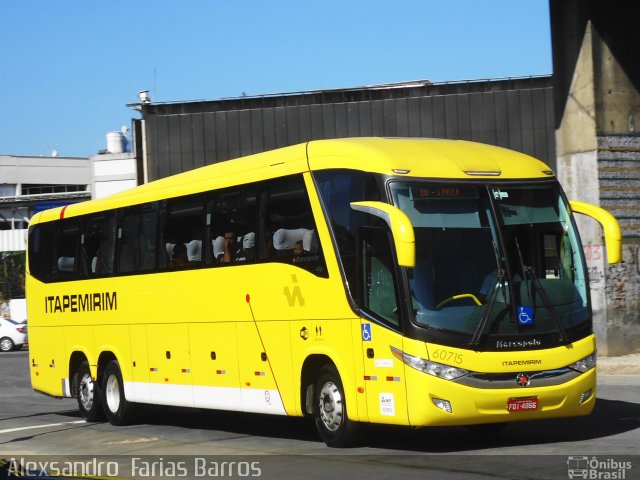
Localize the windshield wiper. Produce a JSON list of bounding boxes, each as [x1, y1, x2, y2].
[[469, 242, 507, 347], [468, 273, 504, 346], [514, 237, 569, 344]]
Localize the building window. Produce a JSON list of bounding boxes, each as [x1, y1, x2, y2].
[[21, 184, 87, 195]]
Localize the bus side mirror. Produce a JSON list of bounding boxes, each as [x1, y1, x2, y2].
[[350, 201, 415, 268], [569, 201, 622, 264]]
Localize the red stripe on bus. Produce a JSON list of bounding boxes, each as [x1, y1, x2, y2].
[[60, 205, 69, 219]]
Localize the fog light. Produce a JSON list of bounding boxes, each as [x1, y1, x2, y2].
[[432, 397, 452, 413], [579, 389, 593, 404]]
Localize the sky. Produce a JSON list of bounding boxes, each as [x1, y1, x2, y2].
[[0, 1, 552, 158]]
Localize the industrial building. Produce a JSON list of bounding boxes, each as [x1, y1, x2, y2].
[[134, 76, 555, 182]]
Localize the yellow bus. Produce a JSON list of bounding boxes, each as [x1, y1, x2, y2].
[[26, 138, 621, 447]]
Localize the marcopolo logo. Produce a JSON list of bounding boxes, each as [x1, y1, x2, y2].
[[567, 456, 632, 479]]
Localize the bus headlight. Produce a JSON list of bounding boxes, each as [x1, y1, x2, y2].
[[391, 346, 468, 380], [568, 351, 597, 373]]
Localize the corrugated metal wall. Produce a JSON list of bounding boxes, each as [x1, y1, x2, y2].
[[141, 77, 555, 181]]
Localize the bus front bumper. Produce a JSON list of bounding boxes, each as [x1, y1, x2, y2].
[[406, 367, 596, 427]]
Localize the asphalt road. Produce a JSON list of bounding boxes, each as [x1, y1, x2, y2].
[[1, 350, 639, 480]]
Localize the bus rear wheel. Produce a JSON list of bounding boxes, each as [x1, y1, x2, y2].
[[102, 360, 135, 426], [76, 361, 105, 422], [313, 365, 359, 447]]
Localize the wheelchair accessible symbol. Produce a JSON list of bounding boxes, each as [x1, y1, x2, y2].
[[362, 323, 372, 342], [518, 306, 534, 325]]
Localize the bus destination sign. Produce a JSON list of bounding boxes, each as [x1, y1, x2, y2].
[[410, 185, 478, 200]]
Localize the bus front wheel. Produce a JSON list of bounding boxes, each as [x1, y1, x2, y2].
[[76, 361, 105, 422], [313, 365, 359, 447], [102, 360, 135, 426]]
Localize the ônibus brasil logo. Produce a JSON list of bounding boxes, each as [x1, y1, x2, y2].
[[567, 456, 632, 479]]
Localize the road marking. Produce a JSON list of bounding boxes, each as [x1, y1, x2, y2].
[[0, 420, 85, 434], [104, 437, 159, 445]]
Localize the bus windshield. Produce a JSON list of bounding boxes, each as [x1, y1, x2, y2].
[[389, 181, 589, 344]]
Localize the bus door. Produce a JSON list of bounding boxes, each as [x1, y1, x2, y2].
[[358, 227, 409, 424]]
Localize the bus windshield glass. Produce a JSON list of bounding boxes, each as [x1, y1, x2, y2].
[[389, 181, 589, 344]]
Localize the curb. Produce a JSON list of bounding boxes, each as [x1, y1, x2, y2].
[[598, 354, 640, 375]]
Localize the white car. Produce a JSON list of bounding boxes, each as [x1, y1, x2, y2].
[[0, 318, 28, 352]]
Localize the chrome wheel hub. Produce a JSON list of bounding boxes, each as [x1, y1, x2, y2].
[[105, 374, 121, 413], [79, 373, 94, 410], [318, 381, 343, 432]]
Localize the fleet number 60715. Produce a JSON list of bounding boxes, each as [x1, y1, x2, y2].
[[431, 349, 464, 365]]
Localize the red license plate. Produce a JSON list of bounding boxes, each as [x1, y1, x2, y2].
[[507, 397, 539, 412]]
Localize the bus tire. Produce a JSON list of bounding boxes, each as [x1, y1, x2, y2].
[[102, 360, 135, 426], [76, 361, 105, 422], [313, 365, 359, 447]]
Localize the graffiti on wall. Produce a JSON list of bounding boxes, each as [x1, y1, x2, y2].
[[584, 242, 640, 312]]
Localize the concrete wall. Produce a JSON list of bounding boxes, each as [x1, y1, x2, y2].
[[90, 152, 138, 199], [551, 0, 640, 355], [599, 135, 640, 355], [0, 155, 91, 184]]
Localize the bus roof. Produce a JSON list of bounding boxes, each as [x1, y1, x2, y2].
[[31, 137, 553, 224], [306, 137, 552, 179]]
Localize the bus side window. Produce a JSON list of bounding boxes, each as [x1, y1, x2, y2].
[[206, 184, 257, 265], [139, 207, 158, 271], [117, 204, 158, 274], [313, 170, 381, 288], [28, 222, 56, 283], [82, 214, 116, 277], [260, 174, 327, 277], [359, 226, 401, 328], [160, 194, 205, 270], [117, 209, 139, 273], [55, 219, 81, 281]]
